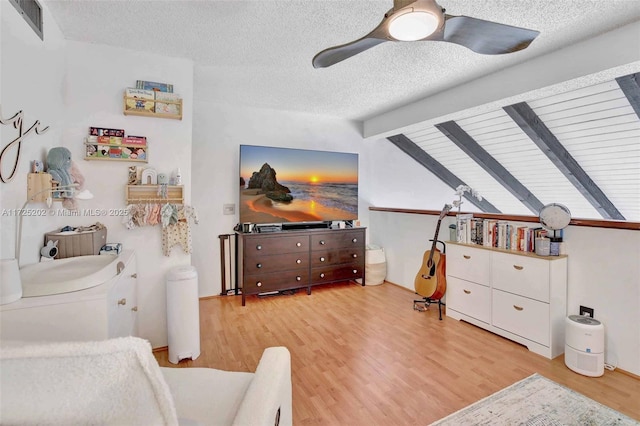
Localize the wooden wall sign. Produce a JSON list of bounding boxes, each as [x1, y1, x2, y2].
[[0, 107, 49, 183]]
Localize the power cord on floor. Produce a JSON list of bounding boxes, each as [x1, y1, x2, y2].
[[604, 353, 618, 371]]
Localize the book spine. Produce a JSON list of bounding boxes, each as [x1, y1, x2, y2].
[[90, 127, 124, 137], [135, 80, 174, 92]]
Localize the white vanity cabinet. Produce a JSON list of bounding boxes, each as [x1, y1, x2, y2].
[[446, 243, 567, 359], [0, 250, 138, 342]]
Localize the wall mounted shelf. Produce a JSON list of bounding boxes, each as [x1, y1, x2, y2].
[[123, 94, 182, 120], [27, 173, 60, 203], [126, 185, 183, 204], [85, 141, 148, 163]]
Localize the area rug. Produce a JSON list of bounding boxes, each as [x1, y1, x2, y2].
[[430, 373, 638, 425]]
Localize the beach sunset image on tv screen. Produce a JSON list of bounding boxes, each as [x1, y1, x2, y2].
[[239, 145, 358, 224]]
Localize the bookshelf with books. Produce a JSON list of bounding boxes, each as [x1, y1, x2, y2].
[[455, 215, 564, 256], [123, 81, 182, 120], [84, 127, 148, 163]]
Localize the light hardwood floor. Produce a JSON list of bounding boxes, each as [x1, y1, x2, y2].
[[154, 282, 640, 424]]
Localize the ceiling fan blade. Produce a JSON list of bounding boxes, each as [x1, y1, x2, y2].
[[312, 12, 393, 69], [312, 35, 388, 69], [442, 15, 539, 54]]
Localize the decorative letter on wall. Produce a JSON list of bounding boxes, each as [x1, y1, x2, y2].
[[0, 107, 50, 183]]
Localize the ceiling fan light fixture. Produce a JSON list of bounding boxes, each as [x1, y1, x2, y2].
[[388, 11, 440, 41]]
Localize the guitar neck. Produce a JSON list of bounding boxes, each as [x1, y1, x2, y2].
[[427, 218, 443, 262]]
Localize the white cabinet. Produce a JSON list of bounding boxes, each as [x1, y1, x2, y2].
[[0, 250, 138, 342], [446, 243, 567, 359]]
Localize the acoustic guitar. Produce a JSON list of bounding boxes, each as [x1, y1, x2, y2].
[[414, 204, 452, 300]]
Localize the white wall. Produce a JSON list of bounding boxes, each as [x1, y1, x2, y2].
[[1, 0, 66, 260], [1, 1, 194, 347], [191, 102, 370, 297], [59, 42, 194, 348]]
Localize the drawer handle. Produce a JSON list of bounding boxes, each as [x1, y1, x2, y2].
[[352, 253, 358, 258], [256, 244, 262, 250], [320, 257, 325, 262], [257, 281, 262, 287], [352, 269, 358, 274], [513, 265, 524, 270], [296, 242, 302, 247], [320, 273, 325, 278], [320, 240, 326, 245], [513, 305, 524, 311], [131, 306, 138, 312], [463, 289, 471, 294], [296, 276, 301, 281], [117, 261, 125, 274], [256, 263, 262, 268], [296, 259, 302, 264], [117, 298, 127, 306], [131, 273, 137, 278], [463, 255, 471, 260], [352, 238, 358, 243]]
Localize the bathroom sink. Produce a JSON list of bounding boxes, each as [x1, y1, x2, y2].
[[20, 255, 120, 297]]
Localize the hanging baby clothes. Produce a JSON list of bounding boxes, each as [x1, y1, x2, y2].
[[123, 203, 163, 229], [161, 205, 199, 256], [147, 203, 161, 226], [160, 203, 179, 227]]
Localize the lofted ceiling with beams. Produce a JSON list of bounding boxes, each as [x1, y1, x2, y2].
[[389, 73, 640, 222], [39, 0, 640, 223]]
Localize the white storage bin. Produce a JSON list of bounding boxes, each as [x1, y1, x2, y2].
[[365, 245, 386, 286], [166, 265, 200, 364]]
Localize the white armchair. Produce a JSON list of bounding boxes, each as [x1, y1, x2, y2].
[[0, 337, 292, 425]]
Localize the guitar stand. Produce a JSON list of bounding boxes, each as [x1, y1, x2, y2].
[[413, 297, 445, 320]]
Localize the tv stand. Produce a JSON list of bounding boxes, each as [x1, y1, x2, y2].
[[281, 221, 331, 231], [237, 227, 366, 305]]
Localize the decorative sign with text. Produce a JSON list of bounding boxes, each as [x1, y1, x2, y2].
[[0, 107, 49, 183]]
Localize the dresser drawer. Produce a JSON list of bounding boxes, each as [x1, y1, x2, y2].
[[492, 289, 550, 346], [243, 234, 309, 256], [310, 229, 364, 250], [492, 252, 550, 302], [446, 276, 490, 323], [311, 263, 363, 284], [311, 247, 364, 267], [243, 270, 309, 294], [446, 244, 491, 284], [243, 252, 309, 274]]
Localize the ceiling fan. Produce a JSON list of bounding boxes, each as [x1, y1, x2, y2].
[[312, 0, 540, 68]]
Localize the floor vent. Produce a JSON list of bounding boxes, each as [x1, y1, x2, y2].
[[9, 0, 43, 40]]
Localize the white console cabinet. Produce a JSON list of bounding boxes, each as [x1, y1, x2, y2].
[[0, 250, 138, 342], [446, 243, 567, 359]]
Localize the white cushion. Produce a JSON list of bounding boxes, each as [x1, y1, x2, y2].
[[161, 367, 254, 426], [0, 337, 178, 425]]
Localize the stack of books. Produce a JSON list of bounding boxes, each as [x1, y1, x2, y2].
[[456, 215, 556, 253]]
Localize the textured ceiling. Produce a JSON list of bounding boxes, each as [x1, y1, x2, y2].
[[45, 0, 640, 121]]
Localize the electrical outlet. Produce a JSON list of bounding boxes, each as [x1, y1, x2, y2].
[[580, 305, 594, 318], [223, 203, 235, 215]]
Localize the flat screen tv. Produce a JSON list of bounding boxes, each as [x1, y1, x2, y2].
[[239, 145, 358, 225]]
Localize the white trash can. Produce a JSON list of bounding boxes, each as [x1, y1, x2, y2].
[[166, 265, 200, 364], [365, 245, 386, 285]]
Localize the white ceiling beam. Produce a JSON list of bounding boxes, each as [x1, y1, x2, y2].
[[363, 21, 640, 140]]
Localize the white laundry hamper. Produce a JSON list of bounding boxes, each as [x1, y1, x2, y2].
[[364, 245, 386, 285], [166, 265, 201, 364]]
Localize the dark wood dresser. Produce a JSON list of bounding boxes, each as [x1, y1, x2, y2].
[[238, 227, 366, 305]]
